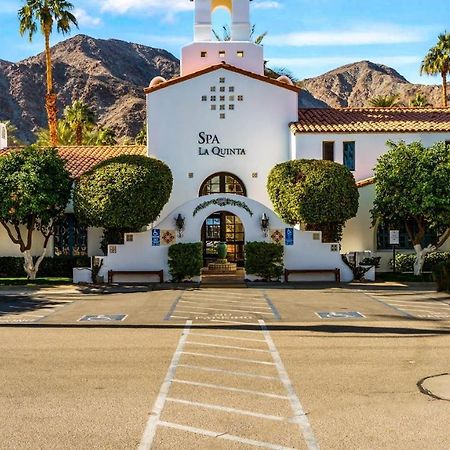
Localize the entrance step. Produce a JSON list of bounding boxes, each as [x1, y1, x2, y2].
[[201, 268, 246, 287]]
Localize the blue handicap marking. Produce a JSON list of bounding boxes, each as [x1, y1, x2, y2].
[[285, 228, 294, 246], [316, 311, 366, 319], [152, 229, 161, 247], [78, 314, 128, 322]]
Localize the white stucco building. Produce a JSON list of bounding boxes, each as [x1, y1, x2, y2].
[[1, 0, 450, 282], [0, 123, 7, 150]]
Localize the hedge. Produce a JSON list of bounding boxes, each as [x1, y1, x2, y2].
[[245, 242, 284, 281], [391, 252, 450, 273], [168, 243, 203, 282], [432, 261, 450, 292], [0, 256, 90, 278]]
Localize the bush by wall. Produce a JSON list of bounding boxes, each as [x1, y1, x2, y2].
[[432, 261, 450, 292], [0, 256, 90, 278], [391, 252, 450, 273], [168, 243, 203, 282], [245, 242, 284, 281]]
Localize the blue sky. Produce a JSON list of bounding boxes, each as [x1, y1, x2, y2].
[[0, 0, 448, 84]]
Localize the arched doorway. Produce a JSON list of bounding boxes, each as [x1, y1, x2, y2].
[[202, 211, 245, 267], [199, 172, 246, 197]]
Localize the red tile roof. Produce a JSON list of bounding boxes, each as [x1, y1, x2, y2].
[[0, 145, 147, 179], [144, 63, 300, 94], [291, 108, 450, 134]]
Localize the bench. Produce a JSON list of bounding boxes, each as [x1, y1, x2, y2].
[[284, 268, 340, 283], [107, 270, 164, 284]]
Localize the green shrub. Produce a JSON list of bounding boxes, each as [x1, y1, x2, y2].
[[0, 256, 90, 278], [432, 261, 450, 292], [391, 252, 450, 272], [267, 159, 359, 242], [245, 242, 284, 281], [168, 243, 203, 282]]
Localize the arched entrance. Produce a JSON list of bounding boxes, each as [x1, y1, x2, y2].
[[202, 211, 245, 267]]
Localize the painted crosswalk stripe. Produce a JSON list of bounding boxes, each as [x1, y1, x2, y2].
[[138, 320, 192, 450], [186, 341, 270, 353], [177, 364, 279, 380], [182, 351, 275, 365], [158, 421, 298, 450], [259, 320, 320, 450], [189, 332, 266, 343], [172, 379, 289, 399]]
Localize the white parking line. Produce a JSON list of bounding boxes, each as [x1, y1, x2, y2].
[[158, 421, 297, 450], [177, 304, 274, 315], [170, 315, 189, 319], [137, 321, 192, 450], [186, 341, 270, 353], [166, 397, 298, 423], [189, 333, 266, 343], [181, 298, 270, 307], [177, 364, 279, 380], [182, 351, 275, 365], [175, 309, 210, 315], [172, 379, 289, 399], [259, 320, 320, 450], [210, 319, 259, 326]]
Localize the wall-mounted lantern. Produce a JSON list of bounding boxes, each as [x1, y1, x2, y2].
[[261, 213, 270, 237], [174, 213, 185, 237]]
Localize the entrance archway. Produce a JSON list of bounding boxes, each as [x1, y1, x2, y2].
[[201, 211, 245, 266]]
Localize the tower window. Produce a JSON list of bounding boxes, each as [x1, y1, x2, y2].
[[219, 77, 225, 83], [201, 51, 207, 58], [220, 86, 225, 92], [219, 51, 225, 58], [220, 113, 226, 119], [220, 105, 225, 110], [229, 87, 235, 92], [237, 95, 244, 101], [210, 86, 216, 92], [220, 96, 225, 101], [210, 96, 216, 101], [229, 104, 235, 110], [229, 95, 235, 101], [201, 95, 207, 101], [211, 105, 216, 110], [237, 51, 244, 58]]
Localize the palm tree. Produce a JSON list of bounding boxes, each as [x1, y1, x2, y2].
[[135, 127, 147, 145], [409, 93, 432, 107], [421, 32, 450, 107], [213, 24, 267, 44], [18, 0, 78, 146], [63, 100, 96, 145], [368, 94, 403, 107], [95, 127, 117, 145], [35, 120, 75, 146]]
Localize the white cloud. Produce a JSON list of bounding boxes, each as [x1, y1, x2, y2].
[[98, 0, 193, 16], [266, 24, 429, 47], [252, 1, 282, 9], [267, 55, 421, 69], [74, 8, 102, 27]]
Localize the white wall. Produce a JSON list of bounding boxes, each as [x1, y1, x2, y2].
[[100, 194, 353, 282], [293, 132, 450, 181], [147, 67, 299, 223], [0, 225, 53, 257]]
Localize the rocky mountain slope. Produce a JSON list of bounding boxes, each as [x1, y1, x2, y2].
[[0, 35, 179, 142], [0, 35, 443, 143], [301, 60, 442, 108]]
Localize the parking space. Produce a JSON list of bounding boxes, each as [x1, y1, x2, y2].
[[364, 290, 450, 320]]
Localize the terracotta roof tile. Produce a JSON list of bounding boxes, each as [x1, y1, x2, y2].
[[0, 145, 147, 179], [144, 63, 300, 94], [291, 108, 450, 134]]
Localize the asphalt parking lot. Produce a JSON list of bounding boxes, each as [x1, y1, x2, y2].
[[0, 284, 449, 449]]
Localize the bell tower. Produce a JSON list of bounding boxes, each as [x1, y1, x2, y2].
[[182, 0, 264, 76]]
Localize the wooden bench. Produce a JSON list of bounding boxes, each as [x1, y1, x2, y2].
[[107, 270, 164, 284], [284, 268, 341, 283]]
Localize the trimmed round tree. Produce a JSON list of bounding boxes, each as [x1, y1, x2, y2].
[[74, 155, 172, 253], [267, 159, 359, 242], [0, 146, 72, 279]]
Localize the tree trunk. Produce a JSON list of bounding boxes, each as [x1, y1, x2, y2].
[[23, 247, 48, 280], [44, 28, 58, 147], [442, 72, 448, 108], [413, 244, 436, 276]]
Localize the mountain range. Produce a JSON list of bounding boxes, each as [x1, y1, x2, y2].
[[0, 34, 443, 143]]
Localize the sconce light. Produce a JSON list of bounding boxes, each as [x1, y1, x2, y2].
[[174, 213, 185, 237], [261, 213, 270, 237]]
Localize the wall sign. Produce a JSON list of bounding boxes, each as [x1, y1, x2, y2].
[[197, 132, 246, 158], [152, 229, 161, 246], [285, 228, 294, 246], [193, 198, 253, 217], [389, 230, 400, 245]]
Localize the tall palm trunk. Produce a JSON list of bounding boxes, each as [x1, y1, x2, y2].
[[44, 27, 58, 146], [443, 72, 448, 108]]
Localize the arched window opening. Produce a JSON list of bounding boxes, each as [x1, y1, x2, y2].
[[199, 172, 246, 197], [211, 1, 232, 41]]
